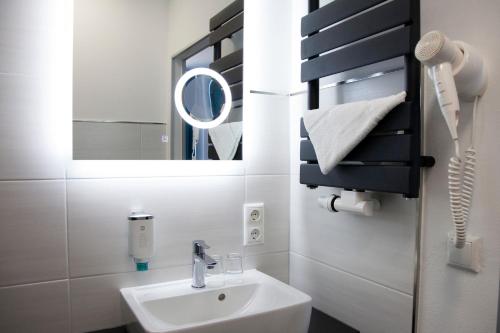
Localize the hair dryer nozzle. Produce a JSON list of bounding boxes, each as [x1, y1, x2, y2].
[[415, 31, 463, 68]]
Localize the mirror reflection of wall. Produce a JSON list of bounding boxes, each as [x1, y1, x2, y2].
[[73, 0, 243, 160], [176, 31, 243, 161]]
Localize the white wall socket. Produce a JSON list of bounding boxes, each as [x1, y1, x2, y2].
[[243, 203, 264, 246], [447, 233, 482, 273]]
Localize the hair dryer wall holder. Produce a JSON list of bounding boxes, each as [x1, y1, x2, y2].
[[450, 41, 488, 101]]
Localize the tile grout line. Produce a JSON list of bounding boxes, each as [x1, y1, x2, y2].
[[290, 251, 413, 298], [288, 169, 293, 283], [64, 176, 72, 331], [64, 174, 289, 182], [67, 251, 290, 281], [0, 278, 70, 290], [0, 173, 291, 182], [64, 174, 249, 181], [0, 178, 66, 183]]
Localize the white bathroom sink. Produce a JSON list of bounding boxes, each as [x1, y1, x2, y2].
[[121, 270, 312, 333]]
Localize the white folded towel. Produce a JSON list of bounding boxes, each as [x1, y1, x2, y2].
[[303, 91, 407, 175], [209, 121, 242, 160]]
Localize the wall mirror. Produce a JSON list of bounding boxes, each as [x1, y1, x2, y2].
[[73, 0, 244, 160]]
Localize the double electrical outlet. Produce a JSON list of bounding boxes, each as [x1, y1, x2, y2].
[[243, 203, 264, 246]]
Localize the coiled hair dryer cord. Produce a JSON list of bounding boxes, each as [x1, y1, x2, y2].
[[448, 97, 479, 248]]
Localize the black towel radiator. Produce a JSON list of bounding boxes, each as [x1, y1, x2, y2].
[[299, 0, 434, 198]]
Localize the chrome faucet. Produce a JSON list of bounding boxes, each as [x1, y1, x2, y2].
[[192, 240, 217, 288]]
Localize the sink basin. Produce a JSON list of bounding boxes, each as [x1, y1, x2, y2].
[[121, 269, 312, 333]]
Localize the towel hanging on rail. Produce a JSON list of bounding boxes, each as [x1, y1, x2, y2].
[[209, 121, 242, 160], [303, 91, 406, 175]]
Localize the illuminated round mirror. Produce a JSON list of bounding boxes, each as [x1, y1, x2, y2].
[[174, 68, 232, 129]]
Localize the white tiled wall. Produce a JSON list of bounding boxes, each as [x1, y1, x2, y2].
[[418, 0, 500, 332], [0, 0, 60, 77], [0, 281, 71, 332], [243, 94, 290, 175], [67, 176, 245, 277], [244, 175, 290, 256], [140, 124, 170, 160], [0, 181, 68, 287], [290, 174, 418, 295], [73, 122, 142, 160], [244, 0, 293, 94], [0, 75, 66, 179], [0, 1, 291, 333], [290, 253, 413, 333]]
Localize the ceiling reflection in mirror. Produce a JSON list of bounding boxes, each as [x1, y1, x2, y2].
[[73, 0, 244, 160]]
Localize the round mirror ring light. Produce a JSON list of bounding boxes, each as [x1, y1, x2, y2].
[[174, 68, 233, 129]]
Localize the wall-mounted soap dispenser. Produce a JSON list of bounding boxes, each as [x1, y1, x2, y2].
[[128, 212, 154, 271]]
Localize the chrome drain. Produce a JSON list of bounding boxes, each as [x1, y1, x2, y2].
[[218, 293, 226, 301]]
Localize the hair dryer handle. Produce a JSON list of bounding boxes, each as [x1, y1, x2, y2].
[[430, 63, 460, 140]]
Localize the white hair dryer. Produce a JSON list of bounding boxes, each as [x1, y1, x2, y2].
[[415, 31, 488, 248], [415, 31, 487, 141]]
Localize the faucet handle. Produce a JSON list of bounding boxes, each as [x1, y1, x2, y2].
[[193, 240, 210, 255]]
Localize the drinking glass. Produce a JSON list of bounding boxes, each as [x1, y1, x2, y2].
[[225, 253, 243, 284], [206, 255, 225, 288]]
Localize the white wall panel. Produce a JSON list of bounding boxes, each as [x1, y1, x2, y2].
[[418, 0, 500, 331], [0, 280, 70, 333], [0, 181, 67, 286]]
